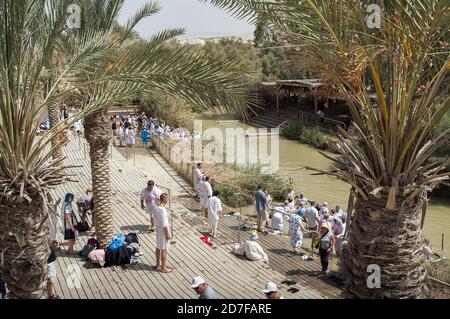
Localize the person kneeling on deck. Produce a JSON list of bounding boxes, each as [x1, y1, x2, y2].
[[153, 193, 174, 273], [232, 232, 269, 265], [207, 190, 223, 238], [191, 276, 219, 299]]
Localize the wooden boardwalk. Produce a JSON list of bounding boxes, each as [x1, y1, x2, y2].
[[52, 138, 330, 299], [148, 149, 344, 299]]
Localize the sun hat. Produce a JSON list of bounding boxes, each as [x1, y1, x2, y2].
[[250, 231, 259, 241], [320, 223, 329, 230], [262, 282, 277, 293], [191, 276, 206, 288]]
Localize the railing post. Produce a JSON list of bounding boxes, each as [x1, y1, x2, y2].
[[169, 189, 174, 242]]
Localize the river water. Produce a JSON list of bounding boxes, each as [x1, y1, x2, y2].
[[200, 118, 449, 256]]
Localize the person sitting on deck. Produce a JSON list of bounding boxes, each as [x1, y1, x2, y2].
[[232, 232, 269, 265]]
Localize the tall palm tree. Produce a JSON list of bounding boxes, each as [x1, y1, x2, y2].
[[0, 0, 118, 298], [66, 0, 255, 247], [206, 0, 449, 298], [0, 0, 249, 298]]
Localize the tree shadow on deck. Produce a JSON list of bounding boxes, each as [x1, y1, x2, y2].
[[268, 248, 298, 257], [285, 269, 344, 288], [120, 224, 150, 233]]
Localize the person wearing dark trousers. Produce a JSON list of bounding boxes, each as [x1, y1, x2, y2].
[[318, 223, 334, 275]]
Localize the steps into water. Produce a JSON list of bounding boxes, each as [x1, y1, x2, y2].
[[246, 109, 298, 128]]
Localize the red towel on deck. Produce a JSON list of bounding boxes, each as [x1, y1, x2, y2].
[[200, 236, 213, 247]]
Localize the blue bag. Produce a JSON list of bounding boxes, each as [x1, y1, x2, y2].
[[107, 234, 126, 251]]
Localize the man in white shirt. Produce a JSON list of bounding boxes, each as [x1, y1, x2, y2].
[[304, 206, 319, 231], [207, 190, 223, 238], [200, 176, 213, 218], [141, 180, 163, 232], [194, 163, 204, 195], [153, 193, 173, 273]]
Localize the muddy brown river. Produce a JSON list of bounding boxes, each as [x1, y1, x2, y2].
[[199, 118, 449, 256]]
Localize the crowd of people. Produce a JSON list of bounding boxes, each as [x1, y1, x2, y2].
[[111, 113, 201, 148], [254, 184, 348, 275]]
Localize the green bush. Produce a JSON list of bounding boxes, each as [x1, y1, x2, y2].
[[213, 183, 253, 208], [281, 120, 339, 153], [281, 121, 303, 139], [212, 164, 289, 208]]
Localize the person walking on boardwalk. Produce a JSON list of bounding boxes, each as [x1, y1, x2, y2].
[[141, 127, 150, 149], [191, 276, 219, 299], [315, 223, 334, 275], [255, 185, 267, 233], [127, 126, 136, 147], [289, 213, 307, 255], [207, 190, 223, 238], [61, 193, 78, 255], [153, 193, 173, 273], [262, 282, 284, 299], [200, 176, 213, 218], [141, 180, 163, 232], [194, 163, 204, 197]]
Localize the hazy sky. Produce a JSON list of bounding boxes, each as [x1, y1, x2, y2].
[[118, 0, 254, 39]]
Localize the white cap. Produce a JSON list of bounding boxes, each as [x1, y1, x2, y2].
[[191, 276, 205, 288], [323, 202, 328, 207], [262, 282, 277, 293]]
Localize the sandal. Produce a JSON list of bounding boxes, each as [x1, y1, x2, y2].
[[49, 295, 61, 299], [148, 227, 155, 233]]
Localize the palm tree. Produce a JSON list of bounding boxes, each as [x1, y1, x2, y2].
[[63, 0, 255, 248], [0, 0, 252, 298], [206, 0, 449, 298], [0, 0, 122, 298]]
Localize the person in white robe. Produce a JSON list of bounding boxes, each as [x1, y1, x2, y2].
[[201, 176, 213, 218], [207, 191, 223, 238], [194, 163, 204, 194], [232, 233, 269, 264]]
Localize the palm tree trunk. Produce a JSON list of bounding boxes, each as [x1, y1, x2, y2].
[[0, 195, 49, 299], [341, 195, 429, 298], [48, 103, 64, 160], [84, 109, 113, 247]]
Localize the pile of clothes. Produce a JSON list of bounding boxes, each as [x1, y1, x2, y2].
[[84, 233, 141, 267]]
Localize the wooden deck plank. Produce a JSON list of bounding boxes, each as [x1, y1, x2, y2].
[[51, 137, 332, 299]]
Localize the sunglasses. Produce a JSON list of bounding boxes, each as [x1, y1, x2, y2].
[[265, 291, 275, 297]]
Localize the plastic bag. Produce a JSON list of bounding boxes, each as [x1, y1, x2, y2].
[[107, 234, 126, 251]]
